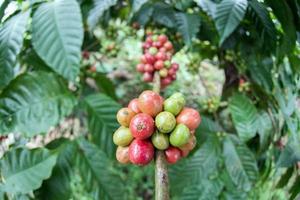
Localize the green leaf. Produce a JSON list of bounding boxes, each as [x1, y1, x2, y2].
[[133, 3, 154, 26], [94, 73, 117, 101], [175, 12, 201, 46], [0, 0, 10, 21], [36, 139, 76, 200], [0, 11, 30, 90], [0, 148, 57, 194], [197, 115, 223, 133], [87, 0, 117, 30], [277, 138, 300, 167], [132, 0, 148, 13], [153, 3, 176, 28], [170, 134, 221, 196], [194, 0, 217, 18], [229, 94, 258, 142], [223, 136, 258, 191], [266, 0, 297, 55], [256, 111, 273, 151], [75, 138, 125, 200], [32, 0, 83, 81], [276, 167, 294, 189], [83, 94, 121, 157], [215, 0, 248, 44], [179, 178, 223, 200], [248, 0, 277, 48], [289, 176, 300, 200], [0, 71, 77, 136]]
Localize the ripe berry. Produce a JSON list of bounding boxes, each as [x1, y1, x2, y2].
[[144, 64, 154, 73], [113, 127, 134, 146], [179, 135, 196, 151], [158, 34, 168, 43], [128, 98, 141, 114], [159, 47, 167, 53], [155, 52, 166, 61], [168, 68, 176, 76], [151, 131, 169, 150], [165, 147, 181, 164], [154, 60, 164, 70], [136, 64, 145, 73], [146, 37, 153, 44], [159, 68, 168, 78], [116, 108, 136, 127], [140, 55, 147, 64], [116, 146, 130, 164], [161, 77, 172, 87], [171, 63, 179, 70], [138, 90, 163, 117], [176, 108, 201, 131], [130, 113, 154, 139], [145, 53, 156, 64], [129, 139, 154, 165], [82, 51, 90, 59], [153, 41, 163, 48], [169, 124, 190, 147], [155, 111, 176, 133], [164, 41, 173, 51], [143, 72, 153, 82]]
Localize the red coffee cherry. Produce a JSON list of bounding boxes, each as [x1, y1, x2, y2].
[[129, 139, 154, 165], [143, 72, 153, 82], [130, 113, 155, 139], [165, 147, 181, 164], [128, 98, 141, 114], [138, 90, 163, 117], [176, 107, 201, 131], [136, 63, 145, 73]]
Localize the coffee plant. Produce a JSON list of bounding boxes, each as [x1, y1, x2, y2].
[[0, 0, 299, 200]]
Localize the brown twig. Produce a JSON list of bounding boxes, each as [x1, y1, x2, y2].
[[153, 72, 170, 200]]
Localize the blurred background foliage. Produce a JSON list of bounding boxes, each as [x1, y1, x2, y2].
[[0, 0, 299, 200]]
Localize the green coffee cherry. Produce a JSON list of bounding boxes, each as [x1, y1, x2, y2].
[[170, 124, 190, 147], [164, 97, 184, 116], [113, 126, 133, 146], [170, 92, 185, 106], [151, 131, 169, 150], [155, 111, 176, 133]]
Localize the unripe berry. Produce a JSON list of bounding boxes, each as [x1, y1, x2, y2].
[[113, 127, 134, 146], [149, 47, 158, 55], [151, 131, 169, 150], [169, 124, 190, 147], [116, 146, 130, 164], [159, 68, 168, 78], [116, 107, 136, 127], [155, 111, 176, 133]]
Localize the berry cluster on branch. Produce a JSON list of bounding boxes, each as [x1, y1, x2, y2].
[[136, 34, 179, 88], [113, 91, 201, 165]]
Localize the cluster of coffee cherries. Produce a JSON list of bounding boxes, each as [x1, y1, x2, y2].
[[113, 90, 201, 165], [136, 34, 179, 88]]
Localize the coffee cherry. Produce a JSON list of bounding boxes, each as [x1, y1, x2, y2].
[[151, 131, 169, 150], [168, 68, 176, 76], [179, 146, 190, 157], [146, 36, 153, 44], [128, 98, 141, 114], [155, 111, 176, 133], [136, 63, 145, 73], [155, 52, 166, 61], [130, 113, 154, 139], [159, 68, 168, 78], [161, 77, 172, 87], [159, 47, 167, 53], [138, 90, 163, 117], [145, 53, 156, 64], [176, 108, 201, 131], [169, 124, 190, 147], [179, 135, 196, 151], [164, 41, 173, 51], [143, 72, 153, 82], [129, 139, 154, 165], [144, 64, 154, 73], [171, 63, 179, 70], [117, 108, 136, 127], [149, 47, 158, 55], [163, 97, 184, 116], [154, 60, 164, 70], [116, 146, 130, 164], [140, 55, 147, 64], [153, 41, 163, 48], [170, 92, 185, 106], [158, 34, 168, 43], [164, 60, 171, 68], [165, 147, 181, 164], [113, 127, 134, 146]]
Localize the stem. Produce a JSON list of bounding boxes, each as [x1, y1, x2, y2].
[[153, 72, 170, 200]]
